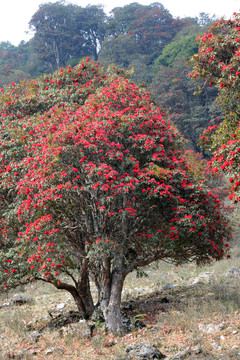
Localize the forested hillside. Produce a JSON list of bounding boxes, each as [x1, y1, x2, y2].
[[0, 1, 219, 151]]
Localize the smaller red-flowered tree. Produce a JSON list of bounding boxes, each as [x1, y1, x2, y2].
[[190, 12, 240, 201], [0, 59, 231, 334]]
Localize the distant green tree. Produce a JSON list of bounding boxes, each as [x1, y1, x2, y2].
[[107, 3, 142, 37], [151, 61, 221, 153], [0, 41, 32, 86], [154, 26, 199, 68], [98, 34, 152, 84], [98, 34, 141, 68], [107, 3, 185, 63], [29, 2, 82, 72], [29, 2, 106, 72], [74, 5, 106, 61], [150, 24, 222, 153], [128, 3, 185, 62]]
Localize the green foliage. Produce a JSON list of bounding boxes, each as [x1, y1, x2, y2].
[[154, 28, 199, 68], [107, 3, 142, 36], [98, 34, 141, 69], [0, 41, 32, 86], [190, 11, 240, 201], [125, 3, 185, 63], [149, 23, 224, 154], [29, 2, 106, 72], [98, 34, 152, 84], [151, 59, 222, 152]]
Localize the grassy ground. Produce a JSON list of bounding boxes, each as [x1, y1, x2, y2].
[[0, 213, 240, 359]]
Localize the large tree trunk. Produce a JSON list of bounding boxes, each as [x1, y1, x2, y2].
[[72, 289, 92, 318], [76, 259, 94, 318], [99, 257, 125, 334], [52, 260, 94, 319], [77, 265, 94, 318], [52, 279, 94, 319]]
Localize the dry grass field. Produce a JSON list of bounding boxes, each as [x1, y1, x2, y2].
[[0, 209, 240, 360]]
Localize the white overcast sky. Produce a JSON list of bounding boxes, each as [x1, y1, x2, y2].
[[1, 0, 240, 45]]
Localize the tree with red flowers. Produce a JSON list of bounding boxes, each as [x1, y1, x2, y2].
[[0, 58, 231, 334], [190, 11, 240, 201]]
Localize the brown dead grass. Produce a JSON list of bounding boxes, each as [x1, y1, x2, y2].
[[0, 238, 239, 359]]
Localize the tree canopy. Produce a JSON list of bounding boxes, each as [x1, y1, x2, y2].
[[154, 26, 199, 68], [29, 2, 106, 71], [107, 3, 185, 63]]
